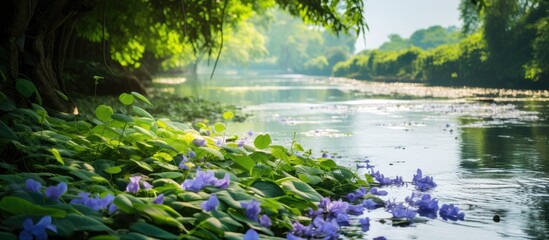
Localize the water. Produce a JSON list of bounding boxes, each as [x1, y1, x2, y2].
[[154, 73, 549, 239]]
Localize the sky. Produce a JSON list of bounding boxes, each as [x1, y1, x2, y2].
[[355, 0, 462, 52]]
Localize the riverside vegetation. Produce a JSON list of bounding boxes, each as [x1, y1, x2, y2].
[[0, 80, 465, 239]]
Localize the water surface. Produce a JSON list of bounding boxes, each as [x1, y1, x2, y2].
[[154, 73, 549, 239]]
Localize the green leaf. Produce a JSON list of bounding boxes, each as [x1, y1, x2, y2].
[[15, 79, 37, 97], [50, 148, 64, 166], [251, 180, 285, 198], [214, 122, 225, 132], [271, 148, 289, 162], [104, 166, 122, 174], [55, 90, 69, 101], [63, 213, 113, 232], [132, 106, 154, 119], [0, 232, 17, 240], [279, 178, 323, 202], [250, 164, 272, 178], [134, 203, 184, 229], [131, 159, 154, 172], [254, 134, 271, 149], [0, 196, 67, 218], [130, 222, 178, 240], [0, 120, 18, 140], [229, 155, 255, 172], [119, 93, 135, 105], [150, 172, 184, 179], [198, 147, 224, 160], [112, 113, 133, 123], [120, 232, 156, 240], [95, 105, 114, 122], [319, 159, 337, 169], [222, 111, 234, 120], [114, 194, 136, 214], [89, 235, 119, 240], [131, 92, 152, 106]]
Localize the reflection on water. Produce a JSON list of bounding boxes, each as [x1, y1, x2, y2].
[[153, 73, 549, 239]]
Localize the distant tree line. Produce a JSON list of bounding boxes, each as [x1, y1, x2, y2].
[[333, 0, 549, 89]]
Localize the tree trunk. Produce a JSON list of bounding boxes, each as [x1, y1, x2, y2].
[[1, 0, 94, 113]]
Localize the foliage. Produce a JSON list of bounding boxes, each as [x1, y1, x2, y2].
[[379, 26, 463, 51], [0, 83, 468, 238]]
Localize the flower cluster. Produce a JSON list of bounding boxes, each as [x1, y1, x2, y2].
[[125, 176, 153, 193], [439, 204, 465, 221], [181, 168, 230, 192], [70, 192, 117, 214], [412, 169, 437, 191], [25, 179, 67, 201], [19, 216, 57, 240]]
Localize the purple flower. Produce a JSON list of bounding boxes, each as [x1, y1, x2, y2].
[[70, 192, 114, 211], [188, 151, 196, 158], [347, 204, 365, 216], [247, 130, 254, 136], [19, 216, 57, 240], [415, 194, 439, 212], [178, 155, 190, 170], [412, 169, 437, 191], [25, 179, 41, 193], [181, 169, 229, 192], [371, 171, 393, 185], [201, 193, 219, 212], [326, 199, 349, 215], [374, 237, 387, 240], [318, 197, 331, 209], [45, 182, 67, 201], [308, 208, 324, 218], [241, 199, 261, 221], [439, 204, 465, 221], [359, 217, 370, 232], [321, 153, 329, 158], [142, 181, 153, 190], [286, 233, 306, 240], [292, 221, 313, 237], [212, 173, 230, 188], [193, 138, 206, 147], [335, 213, 350, 226], [314, 218, 339, 239], [108, 204, 117, 215], [391, 204, 416, 220], [362, 199, 380, 210], [345, 193, 357, 202], [354, 187, 367, 198], [243, 229, 259, 240], [153, 194, 164, 204], [259, 214, 272, 227], [369, 187, 388, 196], [126, 176, 141, 193]]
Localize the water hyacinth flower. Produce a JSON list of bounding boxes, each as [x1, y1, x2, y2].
[[362, 199, 380, 210], [188, 150, 196, 158], [178, 155, 190, 170], [192, 138, 206, 147], [181, 169, 230, 192], [314, 218, 340, 239], [335, 213, 350, 226], [153, 194, 164, 204], [369, 187, 388, 196], [201, 193, 219, 212], [126, 176, 141, 193], [347, 204, 365, 216], [142, 181, 153, 190], [286, 233, 306, 240], [373, 237, 387, 240], [19, 216, 57, 240], [359, 217, 370, 232], [108, 204, 117, 215], [247, 130, 254, 136], [241, 199, 261, 222], [259, 214, 272, 227], [25, 179, 41, 193], [354, 187, 368, 198], [45, 182, 67, 201], [412, 169, 437, 191], [292, 221, 313, 237], [243, 229, 259, 240], [345, 192, 357, 202], [391, 204, 417, 220], [439, 204, 465, 221], [70, 192, 115, 211]]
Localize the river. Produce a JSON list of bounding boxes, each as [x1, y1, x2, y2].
[[153, 73, 549, 240]]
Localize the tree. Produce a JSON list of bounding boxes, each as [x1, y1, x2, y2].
[[0, 0, 367, 112]]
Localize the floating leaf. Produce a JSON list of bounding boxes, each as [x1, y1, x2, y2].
[[119, 93, 135, 105], [251, 180, 285, 198], [254, 134, 271, 149]]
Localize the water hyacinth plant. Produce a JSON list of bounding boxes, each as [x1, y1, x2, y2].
[[0, 92, 465, 239]]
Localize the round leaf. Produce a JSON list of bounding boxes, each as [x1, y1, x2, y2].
[[95, 105, 113, 122], [119, 93, 135, 105], [223, 111, 234, 120], [214, 122, 226, 132], [254, 134, 272, 149]]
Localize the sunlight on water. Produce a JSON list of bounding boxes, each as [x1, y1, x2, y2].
[[154, 73, 549, 239]]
